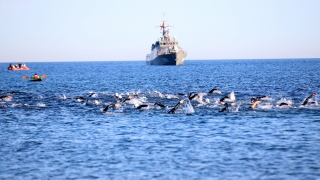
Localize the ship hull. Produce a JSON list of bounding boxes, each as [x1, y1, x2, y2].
[[146, 51, 187, 66], [8, 67, 30, 70]]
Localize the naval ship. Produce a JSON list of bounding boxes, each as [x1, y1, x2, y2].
[[146, 15, 187, 65]]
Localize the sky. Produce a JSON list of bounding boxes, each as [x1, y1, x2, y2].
[[0, 0, 320, 62]]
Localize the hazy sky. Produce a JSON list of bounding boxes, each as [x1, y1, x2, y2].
[[1, 0, 319, 62]]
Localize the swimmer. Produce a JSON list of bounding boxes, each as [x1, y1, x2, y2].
[[127, 92, 139, 98], [220, 91, 236, 105], [102, 103, 121, 113], [302, 92, 317, 105], [165, 94, 179, 99], [75, 96, 86, 102], [123, 96, 132, 103], [260, 96, 269, 100], [135, 104, 150, 110], [154, 102, 167, 108], [0, 95, 12, 99], [249, 99, 261, 109], [154, 91, 165, 98], [208, 88, 221, 94], [251, 96, 269, 103], [0, 95, 13, 101], [167, 100, 184, 114], [219, 103, 229, 112], [33, 73, 39, 79], [278, 102, 290, 108], [188, 92, 198, 100], [89, 92, 98, 97], [194, 93, 207, 103], [251, 97, 258, 103], [195, 97, 211, 107]]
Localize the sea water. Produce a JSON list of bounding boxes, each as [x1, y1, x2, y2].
[[1, 59, 320, 179]]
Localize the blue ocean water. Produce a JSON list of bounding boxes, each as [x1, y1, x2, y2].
[[1, 59, 320, 179]]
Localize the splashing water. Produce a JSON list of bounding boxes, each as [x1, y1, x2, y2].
[[37, 103, 46, 107], [94, 100, 101, 106], [183, 99, 195, 114], [115, 106, 124, 113], [229, 91, 236, 101], [129, 98, 143, 106], [60, 94, 67, 100], [165, 94, 177, 99], [258, 103, 273, 109], [228, 102, 241, 112], [235, 103, 241, 112], [277, 98, 293, 105]]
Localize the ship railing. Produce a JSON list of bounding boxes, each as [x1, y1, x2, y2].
[[157, 49, 177, 55], [159, 41, 179, 46]]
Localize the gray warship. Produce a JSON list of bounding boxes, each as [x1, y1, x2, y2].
[[146, 15, 187, 65]]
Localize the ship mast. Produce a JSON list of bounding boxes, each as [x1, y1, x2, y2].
[[156, 13, 173, 41]]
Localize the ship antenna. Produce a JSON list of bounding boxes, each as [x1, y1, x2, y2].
[[155, 13, 173, 39]]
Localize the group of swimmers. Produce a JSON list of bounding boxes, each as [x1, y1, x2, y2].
[[86, 92, 186, 114], [218, 91, 317, 112], [1, 88, 318, 114], [86, 88, 317, 113]]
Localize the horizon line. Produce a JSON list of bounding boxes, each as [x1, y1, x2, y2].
[[1, 58, 320, 63]]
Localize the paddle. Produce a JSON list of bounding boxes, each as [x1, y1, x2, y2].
[[41, 74, 47, 78], [23, 75, 28, 79]]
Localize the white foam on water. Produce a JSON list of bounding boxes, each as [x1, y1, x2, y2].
[[258, 103, 273, 109], [195, 93, 207, 103], [138, 96, 148, 102], [165, 94, 177, 99], [37, 103, 46, 107], [115, 106, 124, 113], [213, 98, 220, 105], [10, 103, 22, 108], [229, 103, 241, 112], [94, 100, 101, 106], [2, 97, 12, 102], [183, 99, 195, 114], [130, 98, 143, 106], [277, 98, 293, 105], [60, 94, 67, 100], [154, 91, 165, 98]]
